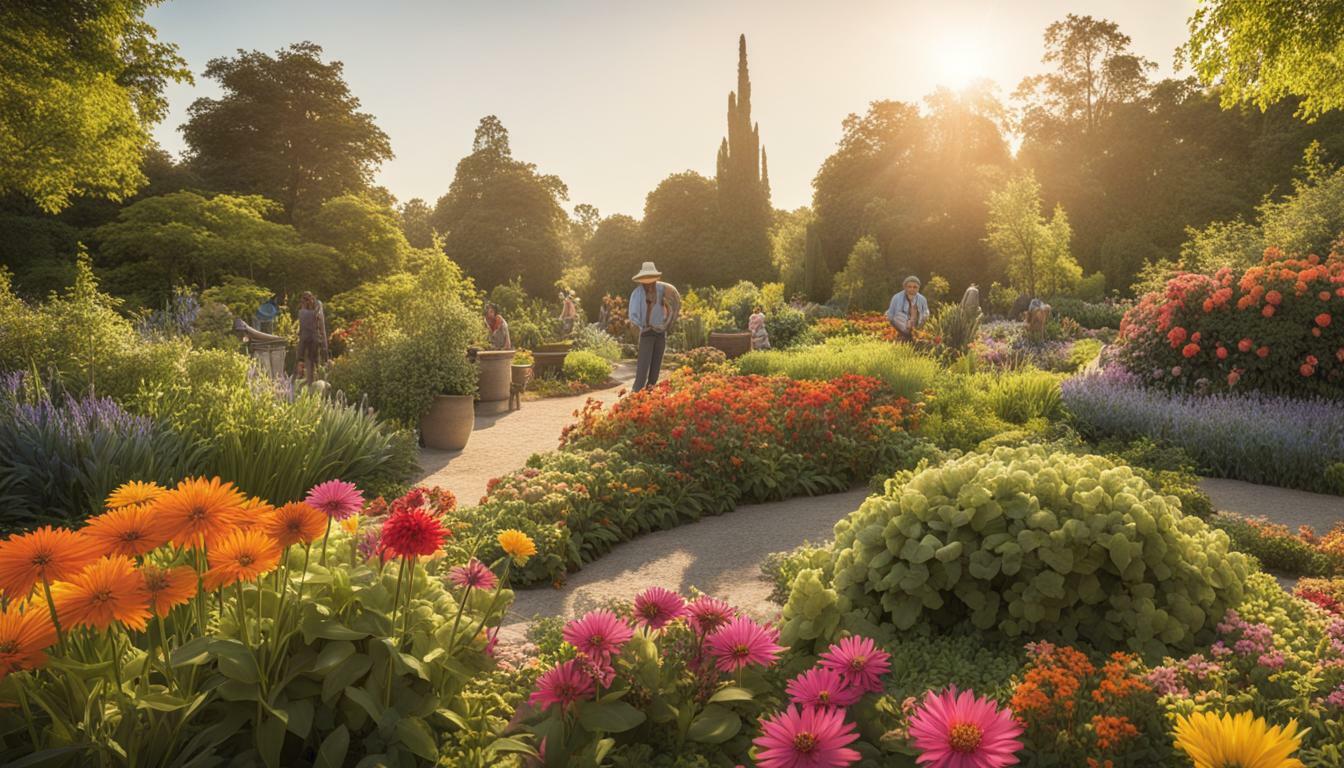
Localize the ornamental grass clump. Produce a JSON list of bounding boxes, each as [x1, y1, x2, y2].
[[820, 446, 1251, 656]]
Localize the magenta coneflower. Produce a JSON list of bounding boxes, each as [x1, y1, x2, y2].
[[753, 704, 861, 768], [819, 635, 890, 694], [633, 586, 687, 630], [448, 559, 497, 591], [305, 479, 364, 521], [706, 616, 783, 673], [562, 609, 634, 662], [787, 666, 860, 709], [687, 595, 737, 634], [528, 659, 594, 713], [908, 686, 1023, 768]]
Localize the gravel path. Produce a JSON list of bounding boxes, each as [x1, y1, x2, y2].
[[1200, 477, 1344, 532], [497, 489, 867, 643], [416, 362, 635, 504]]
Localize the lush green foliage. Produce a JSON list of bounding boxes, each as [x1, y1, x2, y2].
[[737, 339, 938, 402], [789, 446, 1252, 656], [563, 350, 613, 387], [986, 172, 1082, 298], [1051, 297, 1127, 329]]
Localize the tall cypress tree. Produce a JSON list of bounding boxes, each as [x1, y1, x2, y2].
[[714, 34, 773, 286]]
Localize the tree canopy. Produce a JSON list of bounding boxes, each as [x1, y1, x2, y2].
[[181, 42, 392, 221], [0, 0, 190, 212]]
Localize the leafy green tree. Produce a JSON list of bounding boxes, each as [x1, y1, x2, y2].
[[770, 207, 811, 297], [1182, 0, 1344, 119], [1260, 142, 1344, 256], [802, 221, 829, 303], [181, 42, 392, 220], [93, 191, 339, 306], [985, 173, 1081, 298], [640, 172, 722, 289], [300, 194, 409, 287], [715, 35, 772, 285], [432, 116, 570, 296], [0, 0, 190, 212], [580, 214, 642, 307], [397, 198, 435, 249], [831, 235, 892, 310]]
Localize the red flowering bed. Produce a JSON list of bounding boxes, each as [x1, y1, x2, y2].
[[561, 372, 919, 511], [1118, 248, 1344, 396], [813, 312, 899, 342]]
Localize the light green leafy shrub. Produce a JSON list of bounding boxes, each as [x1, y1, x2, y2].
[[984, 369, 1063, 424], [737, 339, 938, 402], [762, 542, 834, 605], [563, 349, 613, 387], [571, 324, 621, 361], [814, 446, 1252, 656]]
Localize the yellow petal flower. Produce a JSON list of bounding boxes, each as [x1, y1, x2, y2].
[[1173, 710, 1305, 768]]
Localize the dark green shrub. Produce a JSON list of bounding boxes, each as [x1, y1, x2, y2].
[[764, 305, 811, 348]]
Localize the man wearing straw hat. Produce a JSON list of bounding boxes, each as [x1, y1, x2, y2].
[[628, 261, 682, 391]]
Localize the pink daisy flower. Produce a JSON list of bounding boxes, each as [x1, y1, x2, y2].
[[753, 704, 861, 768], [562, 609, 634, 662], [633, 586, 687, 630], [447, 559, 497, 591], [706, 616, 783, 673], [305, 479, 364, 521], [787, 666, 860, 709], [819, 636, 890, 694], [686, 595, 737, 634], [908, 686, 1023, 768], [528, 659, 593, 713]]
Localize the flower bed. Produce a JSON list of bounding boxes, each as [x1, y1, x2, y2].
[[813, 311, 898, 341], [1062, 365, 1344, 494], [1117, 249, 1344, 397], [0, 477, 526, 766]]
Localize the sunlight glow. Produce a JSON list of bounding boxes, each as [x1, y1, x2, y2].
[[931, 31, 992, 89]]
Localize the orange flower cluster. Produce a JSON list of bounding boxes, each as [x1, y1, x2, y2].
[[813, 312, 899, 342], [1012, 643, 1159, 764], [0, 476, 350, 681]]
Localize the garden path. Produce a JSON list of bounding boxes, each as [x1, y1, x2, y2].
[[416, 362, 636, 504], [1200, 477, 1344, 533], [496, 489, 867, 645]]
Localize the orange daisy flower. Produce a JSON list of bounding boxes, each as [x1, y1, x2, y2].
[[0, 603, 57, 680], [141, 564, 198, 615], [82, 503, 171, 557], [204, 530, 281, 590], [236, 497, 275, 531], [105, 480, 166, 510], [50, 555, 151, 632], [262, 502, 327, 548], [0, 526, 102, 600], [152, 477, 247, 548]]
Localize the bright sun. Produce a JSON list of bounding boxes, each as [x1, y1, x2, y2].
[[932, 33, 991, 88]]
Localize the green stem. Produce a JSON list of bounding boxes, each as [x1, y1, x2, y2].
[[109, 630, 124, 691], [40, 577, 66, 654], [319, 518, 333, 568], [400, 557, 416, 648], [384, 558, 408, 707], [15, 674, 41, 750]]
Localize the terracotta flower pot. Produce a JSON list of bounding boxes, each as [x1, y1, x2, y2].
[[708, 331, 752, 359], [511, 364, 533, 387], [475, 349, 515, 402], [420, 394, 473, 451]]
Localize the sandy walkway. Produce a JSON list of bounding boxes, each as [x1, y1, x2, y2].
[[1200, 477, 1343, 532], [416, 362, 634, 504]]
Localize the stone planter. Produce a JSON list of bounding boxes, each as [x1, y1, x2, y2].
[[534, 350, 568, 378], [537, 341, 572, 354], [708, 331, 752, 359], [475, 349, 515, 403], [511, 364, 533, 388], [420, 394, 473, 451]]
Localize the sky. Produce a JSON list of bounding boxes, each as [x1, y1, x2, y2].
[[146, 0, 1196, 219]]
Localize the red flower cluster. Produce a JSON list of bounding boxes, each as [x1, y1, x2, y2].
[[813, 312, 899, 342], [1119, 249, 1344, 396], [561, 373, 913, 504]]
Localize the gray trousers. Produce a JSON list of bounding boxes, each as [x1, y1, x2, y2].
[[633, 330, 666, 391]]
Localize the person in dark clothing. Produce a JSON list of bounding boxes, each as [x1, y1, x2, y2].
[[628, 261, 681, 392], [297, 291, 328, 387]]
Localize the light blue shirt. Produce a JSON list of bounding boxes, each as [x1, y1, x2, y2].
[[885, 291, 929, 332]]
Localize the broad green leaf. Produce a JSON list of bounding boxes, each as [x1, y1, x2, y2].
[[394, 717, 439, 761], [314, 725, 349, 768], [209, 639, 259, 684], [133, 692, 191, 712], [312, 640, 355, 674], [343, 686, 383, 722], [321, 654, 372, 703], [577, 700, 646, 733], [707, 686, 754, 704], [256, 715, 286, 768], [687, 704, 741, 744]]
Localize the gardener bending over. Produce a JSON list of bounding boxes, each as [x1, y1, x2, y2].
[[628, 261, 681, 392], [886, 275, 929, 342]]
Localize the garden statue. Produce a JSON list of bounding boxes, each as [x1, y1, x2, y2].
[[629, 261, 682, 391], [559, 291, 578, 337], [749, 305, 771, 350], [960, 283, 981, 316], [1026, 297, 1051, 342], [885, 275, 929, 342]]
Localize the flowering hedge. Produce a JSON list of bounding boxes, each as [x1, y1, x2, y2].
[[1062, 366, 1344, 494], [1118, 249, 1344, 397]]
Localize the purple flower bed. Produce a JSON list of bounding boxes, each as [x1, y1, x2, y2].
[[1063, 365, 1344, 494]]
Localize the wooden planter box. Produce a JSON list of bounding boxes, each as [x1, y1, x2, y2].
[[708, 331, 752, 359]]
